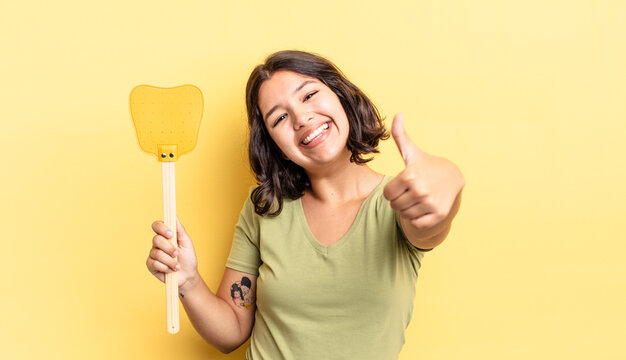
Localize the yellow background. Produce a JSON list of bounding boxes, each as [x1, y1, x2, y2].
[[2, 0, 624, 359]]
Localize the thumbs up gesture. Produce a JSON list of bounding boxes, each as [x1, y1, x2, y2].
[[383, 114, 465, 247]]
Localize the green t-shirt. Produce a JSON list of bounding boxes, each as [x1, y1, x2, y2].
[[226, 176, 427, 360]]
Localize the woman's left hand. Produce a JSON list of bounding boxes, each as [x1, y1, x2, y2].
[[383, 113, 465, 245]]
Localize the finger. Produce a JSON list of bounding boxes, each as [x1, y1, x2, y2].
[[152, 234, 178, 257], [149, 248, 178, 271], [152, 220, 173, 239], [396, 195, 434, 219], [409, 213, 442, 230], [391, 113, 419, 165], [146, 258, 169, 283], [389, 191, 425, 212], [149, 256, 176, 274], [154, 272, 165, 283], [400, 206, 432, 221], [383, 173, 411, 202]]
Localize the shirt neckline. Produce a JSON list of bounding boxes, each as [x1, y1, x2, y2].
[[296, 175, 390, 255]]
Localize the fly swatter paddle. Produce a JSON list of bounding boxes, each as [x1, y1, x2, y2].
[[130, 84, 203, 334]]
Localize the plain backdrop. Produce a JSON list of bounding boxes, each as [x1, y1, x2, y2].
[[1, 0, 625, 359]]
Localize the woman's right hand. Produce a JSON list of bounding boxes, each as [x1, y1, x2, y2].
[[146, 217, 199, 290]]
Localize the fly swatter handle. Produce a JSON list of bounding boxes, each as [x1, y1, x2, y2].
[[162, 162, 180, 334]]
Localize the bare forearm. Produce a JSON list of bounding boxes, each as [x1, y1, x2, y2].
[[178, 275, 247, 353]]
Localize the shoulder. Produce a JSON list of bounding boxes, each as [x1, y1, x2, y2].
[[239, 185, 300, 224], [370, 175, 393, 210]]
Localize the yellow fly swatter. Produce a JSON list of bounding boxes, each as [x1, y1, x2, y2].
[[129, 84, 203, 334]]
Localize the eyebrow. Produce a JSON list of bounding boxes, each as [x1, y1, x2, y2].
[[264, 80, 315, 121]]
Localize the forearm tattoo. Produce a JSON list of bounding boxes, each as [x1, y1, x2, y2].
[[230, 276, 254, 310]]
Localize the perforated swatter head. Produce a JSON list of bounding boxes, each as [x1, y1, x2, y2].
[[130, 84, 203, 162]]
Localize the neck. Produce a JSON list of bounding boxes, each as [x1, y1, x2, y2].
[[304, 151, 383, 204]]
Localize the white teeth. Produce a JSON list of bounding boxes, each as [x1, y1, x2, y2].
[[302, 123, 329, 145]]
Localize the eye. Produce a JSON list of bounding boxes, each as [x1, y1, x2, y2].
[[304, 91, 318, 101], [273, 113, 287, 128]]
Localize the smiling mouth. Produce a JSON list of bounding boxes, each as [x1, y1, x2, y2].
[[301, 122, 330, 145]]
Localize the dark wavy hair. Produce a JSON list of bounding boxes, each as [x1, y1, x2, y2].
[[245, 50, 389, 216]]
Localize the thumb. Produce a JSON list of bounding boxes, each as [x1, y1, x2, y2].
[[175, 216, 193, 248], [391, 113, 418, 165]]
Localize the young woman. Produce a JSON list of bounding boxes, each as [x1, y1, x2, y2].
[[146, 50, 465, 359]]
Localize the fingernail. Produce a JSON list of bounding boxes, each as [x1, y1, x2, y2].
[[175, 264, 181, 271], [166, 230, 173, 238], [173, 251, 178, 257]]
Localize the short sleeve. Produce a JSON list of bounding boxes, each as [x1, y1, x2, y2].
[[226, 188, 262, 276], [393, 209, 427, 277]]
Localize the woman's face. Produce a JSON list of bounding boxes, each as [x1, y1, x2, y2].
[[257, 70, 351, 172]]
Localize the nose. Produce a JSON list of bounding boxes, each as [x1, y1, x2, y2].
[[293, 110, 313, 130]]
